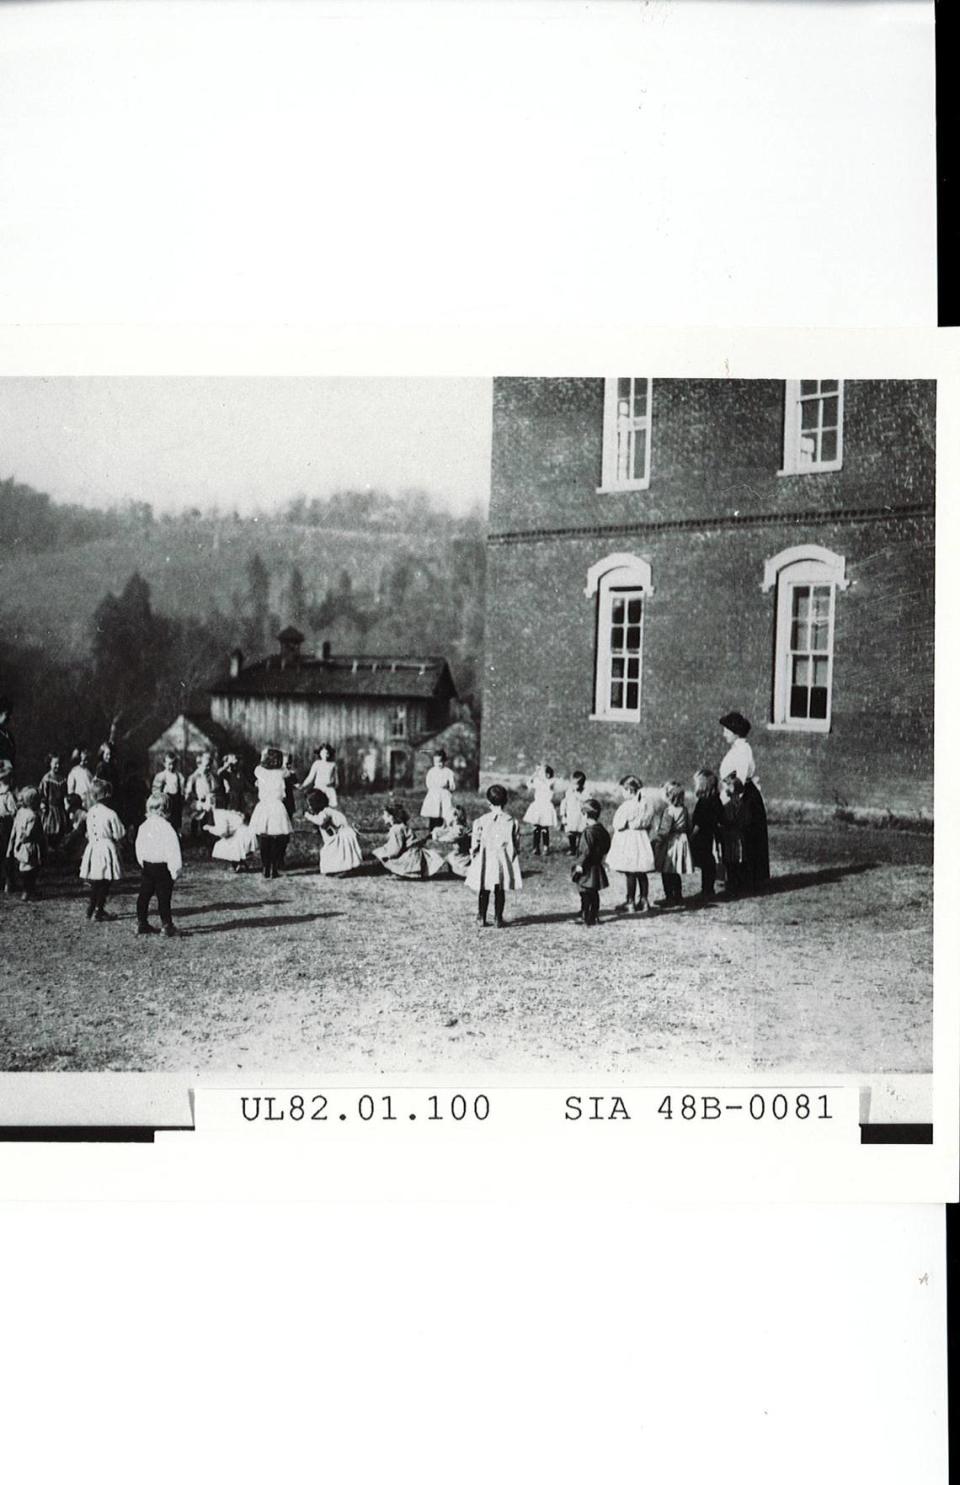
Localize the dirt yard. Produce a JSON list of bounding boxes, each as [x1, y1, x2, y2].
[[0, 791, 932, 1077]]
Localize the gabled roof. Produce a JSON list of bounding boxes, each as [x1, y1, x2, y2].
[[209, 653, 457, 702]]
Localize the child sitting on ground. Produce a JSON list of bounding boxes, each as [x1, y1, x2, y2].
[[7, 785, 44, 900], [431, 804, 472, 878], [79, 779, 125, 921], [135, 792, 183, 936], [374, 803, 445, 880], [465, 784, 522, 927], [571, 798, 610, 927], [560, 770, 588, 855], [655, 780, 694, 906]]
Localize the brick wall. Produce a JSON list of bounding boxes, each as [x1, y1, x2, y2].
[[482, 379, 935, 815]]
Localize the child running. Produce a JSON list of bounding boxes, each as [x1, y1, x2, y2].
[[523, 763, 558, 855], [374, 804, 445, 879], [305, 789, 365, 876], [571, 798, 610, 927], [38, 756, 68, 849], [7, 786, 44, 900], [655, 780, 694, 907], [690, 768, 724, 899], [80, 779, 125, 921], [465, 784, 522, 927], [135, 793, 183, 936], [607, 774, 656, 913], [560, 770, 588, 855]]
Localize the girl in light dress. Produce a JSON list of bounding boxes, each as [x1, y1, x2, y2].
[[655, 780, 694, 907], [7, 786, 44, 900], [420, 749, 457, 829], [67, 749, 96, 808], [431, 804, 472, 878], [301, 744, 339, 808], [304, 789, 365, 876], [465, 783, 522, 927], [205, 807, 258, 873], [523, 763, 558, 855], [560, 770, 588, 854], [79, 779, 125, 921], [375, 804, 445, 880], [249, 747, 293, 879], [607, 774, 657, 914], [38, 755, 68, 848]]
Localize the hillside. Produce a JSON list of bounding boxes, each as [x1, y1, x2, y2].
[[0, 516, 455, 654]]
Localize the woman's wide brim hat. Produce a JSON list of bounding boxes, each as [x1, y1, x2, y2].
[[719, 711, 751, 737]]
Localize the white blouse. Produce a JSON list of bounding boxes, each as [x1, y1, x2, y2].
[[720, 737, 758, 787]]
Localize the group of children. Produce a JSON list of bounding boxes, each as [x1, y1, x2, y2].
[[1, 715, 767, 933]]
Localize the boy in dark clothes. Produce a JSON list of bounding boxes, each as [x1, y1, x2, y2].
[[571, 798, 610, 926], [690, 767, 724, 898]]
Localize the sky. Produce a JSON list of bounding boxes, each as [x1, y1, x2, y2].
[[0, 378, 494, 515]]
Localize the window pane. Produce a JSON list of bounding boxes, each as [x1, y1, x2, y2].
[[813, 656, 830, 687], [791, 621, 809, 650], [611, 597, 624, 622], [797, 433, 816, 466], [801, 398, 820, 430], [793, 587, 811, 618], [821, 396, 839, 428], [627, 599, 642, 623], [810, 621, 830, 650], [611, 626, 624, 652], [617, 378, 631, 400], [626, 656, 639, 679], [610, 682, 623, 709], [626, 682, 639, 710], [626, 625, 641, 651], [790, 687, 809, 718], [800, 380, 819, 396], [820, 430, 838, 462], [809, 687, 828, 720], [632, 380, 647, 416], [821, 379, 839, 393], [631, 428, 647, 481], [611, 657, 624, 678], [811, 586, 830, 617], [793, 656, 810, 687]]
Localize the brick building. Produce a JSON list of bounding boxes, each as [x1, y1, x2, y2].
[[481, 378, 935, 816]]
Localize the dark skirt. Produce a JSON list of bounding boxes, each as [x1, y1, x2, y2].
[[740, 781, 770, 887]]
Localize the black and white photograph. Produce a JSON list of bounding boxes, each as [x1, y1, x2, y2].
[[0, 373, 936, 1123]]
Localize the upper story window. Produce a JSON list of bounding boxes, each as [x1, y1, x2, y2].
[[780, 379, 844, 474], [389, 704, 407, 739], [600, 378, 652, 492], [762, 545, 850, 732], [585, 553, 654, 721]]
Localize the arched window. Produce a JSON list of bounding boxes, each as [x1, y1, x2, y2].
[[762, 545, 850, 730], [585, 554, 654, 720]]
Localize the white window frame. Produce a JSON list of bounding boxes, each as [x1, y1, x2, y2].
[[585, 554, 654, 721], [762, 545, 850, 733], [779, 379, 844, 475], [389, 704, 407, 739], [598, 377, 653, 492]]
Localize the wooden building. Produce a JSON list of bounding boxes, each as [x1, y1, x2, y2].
[[208, 627, 458, 788], [147, 712, 236, 778]]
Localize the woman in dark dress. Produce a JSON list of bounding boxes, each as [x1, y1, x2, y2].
[[718, 711, 770, 890]]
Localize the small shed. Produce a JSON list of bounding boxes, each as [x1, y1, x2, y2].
[[147, 712, 236, 777]]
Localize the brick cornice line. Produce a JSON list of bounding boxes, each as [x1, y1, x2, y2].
[[486, 501, 934, 546]]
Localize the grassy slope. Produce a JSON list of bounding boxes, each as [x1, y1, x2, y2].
[[0, 518, 448, 651]]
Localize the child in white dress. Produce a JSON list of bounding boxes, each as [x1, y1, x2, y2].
[[607, 775, 657, 914], [523, 764, 558, 855], [431, 804, 472, 878], [560, 770, 588, 854], [7, 786, 44, 900], [305, 789, 365, 875], [67, 749, 96, 808], [465, 784, 522, 927], [205, 808, 258, 872], [375, 805, 445, 879], [80, 779, 125, 920], [249, 747, 293, 879], [301, 744, 339, 808], [420, 749, 457, 828], [654, 781, 694, 907]]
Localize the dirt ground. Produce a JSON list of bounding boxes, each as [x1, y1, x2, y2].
[[0, 791, 932, 1077]]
